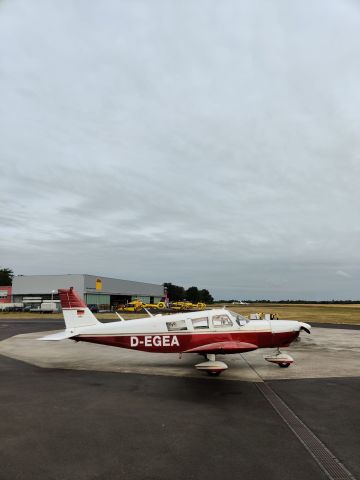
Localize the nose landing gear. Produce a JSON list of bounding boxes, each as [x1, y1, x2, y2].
[[264, 348, 294, 368]]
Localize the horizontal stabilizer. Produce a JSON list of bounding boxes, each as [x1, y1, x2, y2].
[[184, 341, 258, 354], [38, 331, 75, 341]]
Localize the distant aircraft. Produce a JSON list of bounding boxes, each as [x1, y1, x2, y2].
[[231, 300, 249, 305], [40, 287, 311, 376]]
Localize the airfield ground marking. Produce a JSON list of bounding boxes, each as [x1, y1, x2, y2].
[[240, 354, 356, 480]]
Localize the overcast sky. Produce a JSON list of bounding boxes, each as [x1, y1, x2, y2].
[[1, 0, 360, 299]]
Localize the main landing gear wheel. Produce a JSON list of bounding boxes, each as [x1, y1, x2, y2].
[[207, 370, 222, 377], [278, 362, 291, 368], [195, 354, 228, 376]]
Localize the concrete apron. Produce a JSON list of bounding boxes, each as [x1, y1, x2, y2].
[[0, 327, 359, 382]]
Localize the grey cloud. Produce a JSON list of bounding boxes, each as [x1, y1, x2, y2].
[[1, 0, 360, 299], [336, 270, 351, 279]]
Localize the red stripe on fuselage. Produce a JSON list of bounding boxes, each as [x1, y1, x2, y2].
[[75, 331, 299, 353]]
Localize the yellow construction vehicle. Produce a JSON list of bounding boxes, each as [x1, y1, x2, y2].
[[155, 301, 167, 310], [171, 301, 192, 311], [171, 301, 207, 311], [196, 302, 206, 310], [119, 300, 144, 313], [119, 300, 168, 313], [140, 302, 164, 310]]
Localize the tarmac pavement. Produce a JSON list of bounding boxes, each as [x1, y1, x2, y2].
[[0, 325, 359, 381]]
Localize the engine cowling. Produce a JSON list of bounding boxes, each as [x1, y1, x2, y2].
[[299, 322, 311, 334]]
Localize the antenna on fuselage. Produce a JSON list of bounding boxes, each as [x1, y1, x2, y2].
[[115, 312, 125, 321], [144, 308, 154, 317]]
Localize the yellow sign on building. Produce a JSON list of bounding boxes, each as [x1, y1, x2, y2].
[[96, 278, 102, 291]]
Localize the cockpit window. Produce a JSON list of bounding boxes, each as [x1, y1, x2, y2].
[[166, 320, 187, 331], [228, 310, 248, 326], [192, 317, 209, 329], [212, 314, 233, 328]]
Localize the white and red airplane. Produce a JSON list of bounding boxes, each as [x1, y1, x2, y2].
[[41, 287, 311, 376]]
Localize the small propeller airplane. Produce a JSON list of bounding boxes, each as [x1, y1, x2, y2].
[[40, 287, 311, 376]]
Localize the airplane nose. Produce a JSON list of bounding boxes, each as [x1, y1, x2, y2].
[[299, 322, 311, 334], [271, 320, 298, 333]]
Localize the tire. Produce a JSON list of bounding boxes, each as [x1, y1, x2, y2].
[[207, 371, 221, 376], [278, 362, 290, 368]]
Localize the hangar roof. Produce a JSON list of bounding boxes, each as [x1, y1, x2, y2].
[[12, 274, 164, 297]]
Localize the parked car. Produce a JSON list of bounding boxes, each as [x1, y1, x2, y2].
[[87, 304, 99, 313], [0, 303, 24, 312]]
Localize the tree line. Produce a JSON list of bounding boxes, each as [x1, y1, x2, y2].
[[0, 268, 14, 286], [164, 282, 214, 304]]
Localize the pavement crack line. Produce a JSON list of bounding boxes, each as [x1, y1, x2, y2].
[[240, 354, 356, 480]]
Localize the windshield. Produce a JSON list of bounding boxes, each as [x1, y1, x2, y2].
[[228, 310, 248, 326]]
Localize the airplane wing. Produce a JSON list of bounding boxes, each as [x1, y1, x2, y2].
[[183, 341, 258, 354]]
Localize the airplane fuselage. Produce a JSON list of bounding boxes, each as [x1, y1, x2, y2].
[[71, 312, 302, 354], [41, 288, 312, 375]]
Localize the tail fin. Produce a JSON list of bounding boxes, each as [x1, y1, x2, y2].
[[58, 287, 100, 329]]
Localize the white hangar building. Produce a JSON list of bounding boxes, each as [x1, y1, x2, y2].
[[12, 274, 164, 309]]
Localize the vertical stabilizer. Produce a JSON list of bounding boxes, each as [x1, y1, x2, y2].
[[58, 287, 100, 329]]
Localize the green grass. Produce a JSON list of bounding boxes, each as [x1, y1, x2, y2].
[[1, 303, 359, 325], [225, 303, 360, 325]]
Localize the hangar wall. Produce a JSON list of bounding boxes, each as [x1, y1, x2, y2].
[[83, 274, 163, 297], [12, 275, 84, 300], [12, 274, 164, 308]]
